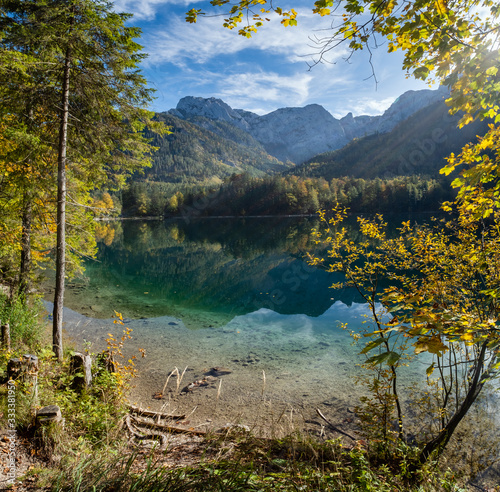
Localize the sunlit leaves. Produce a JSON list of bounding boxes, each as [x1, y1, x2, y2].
[[360, 337, 386, 354], [185, 8, 203, 23], [440, 125, 500, 219], [310, 207, 500, 376], [414, 335, 448, 355]]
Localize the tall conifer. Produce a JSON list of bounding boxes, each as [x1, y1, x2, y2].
[[0, 0, 164, 359]]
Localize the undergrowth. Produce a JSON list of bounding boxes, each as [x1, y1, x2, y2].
[[0, 294, 478, 491], [45, 433, 466, 491]]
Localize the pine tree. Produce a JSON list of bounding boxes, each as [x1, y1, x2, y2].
[[0, 0, 165, 359]]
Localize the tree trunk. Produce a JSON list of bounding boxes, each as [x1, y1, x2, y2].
[[53, 46, 71, 361], [1, 322, 10, 351], [19, 103, 34, 300], [19, 193, 32, 299], [417, 341, 490, 465]]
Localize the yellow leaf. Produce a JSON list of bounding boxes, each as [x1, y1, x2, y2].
[[434, 0, 447, 15], [414, 335, 448, 355]]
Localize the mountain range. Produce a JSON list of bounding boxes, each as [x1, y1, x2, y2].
[[143, 86, 487, 185], [167, 87, 449, 165]]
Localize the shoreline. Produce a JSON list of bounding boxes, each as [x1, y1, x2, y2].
[[95, 213, 318, 222], [95, 210, 442, 222], [48, 300, 362, 438]]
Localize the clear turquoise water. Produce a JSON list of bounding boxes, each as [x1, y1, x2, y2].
[[54, 216, 498, 445]]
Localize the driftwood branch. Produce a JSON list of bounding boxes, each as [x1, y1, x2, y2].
[[130, 414, 207, 436], [316, 408, 357, 441], [126, 405, 206, 444], [125, 414, 169, 451], [127, 404, 186, 421]]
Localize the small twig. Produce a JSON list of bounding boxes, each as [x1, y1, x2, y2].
[[161, 367, 179, 395], [177, 366, 188, 392], [316, 408, 357, 441], [216, 379, 222, 400]]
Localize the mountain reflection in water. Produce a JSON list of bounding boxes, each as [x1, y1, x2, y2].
[[67, 214, 428, 327]]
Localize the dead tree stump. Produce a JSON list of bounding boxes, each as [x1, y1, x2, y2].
[[1, 322, 10, 351], [7, 357, 22, 381], [7, 354, 39, 405], [69, 352, 92, 391], [24, 354, 39, 402], [99, 349, 116, 373], [36, 405, 63, 426]]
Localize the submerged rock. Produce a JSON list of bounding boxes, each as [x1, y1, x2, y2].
[[206, 367, 232, 377]]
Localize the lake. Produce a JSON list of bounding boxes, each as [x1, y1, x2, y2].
[[64, 216, 357, 324], [47, 215, 498, 447]]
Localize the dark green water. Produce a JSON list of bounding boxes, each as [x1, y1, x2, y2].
[[68, 216, 365, 326]]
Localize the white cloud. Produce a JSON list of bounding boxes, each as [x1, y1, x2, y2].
[[112, 0, 200, 21], [142, 10, 347, 68], [342, 96, 397, 117], [148, 66, 314, 114], [214, 71, 314, 113]]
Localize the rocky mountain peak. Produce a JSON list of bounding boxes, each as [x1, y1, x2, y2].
[[170, 96, 250, 131], [167, 87, 449, 164], [247, 104, 347, 163], [377, 86, 448, 133]]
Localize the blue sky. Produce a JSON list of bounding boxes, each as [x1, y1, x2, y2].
[[113, 0, 435, 117]]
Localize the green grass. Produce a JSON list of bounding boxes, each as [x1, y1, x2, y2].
[[0, 292, 46, 351], [42, 433, 467, 492]]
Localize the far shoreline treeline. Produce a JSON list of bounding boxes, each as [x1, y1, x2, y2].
[[100, 173, 453, 219]]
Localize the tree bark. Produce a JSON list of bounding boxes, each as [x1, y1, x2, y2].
[[19, 193, 32, 298], [1, 322, 10, 351], [53, 45, 71, 361], [417, 341, 490, 465]]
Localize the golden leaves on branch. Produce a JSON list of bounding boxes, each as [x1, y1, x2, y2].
[[308, 206, 500, 367]]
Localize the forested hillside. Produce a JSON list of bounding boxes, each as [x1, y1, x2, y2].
[[120, 172, 450, 217], [121, 100, 479, 217], [142, 113, 293, 184], [295, 101, 490, 180]]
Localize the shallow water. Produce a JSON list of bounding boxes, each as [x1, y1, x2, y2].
[[46, 217, 431, 420]]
